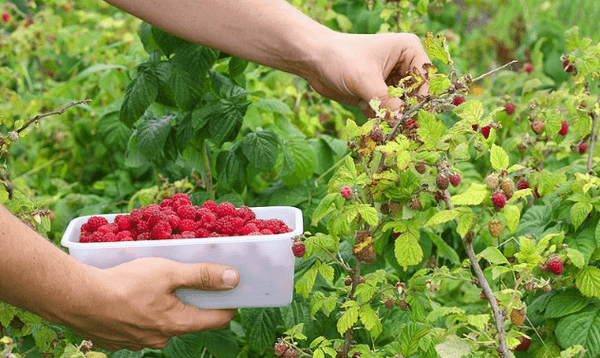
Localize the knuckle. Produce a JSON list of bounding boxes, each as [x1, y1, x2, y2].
[[196, 265, 216, 289]]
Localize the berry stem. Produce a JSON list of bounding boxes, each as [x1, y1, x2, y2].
[[0, 99, 91, 150], [341, 260, 361, 358], [586, 88, 600, 173], [444, 190, 510, 356], [200, 140, 215, 200], [464, 233, 511, 357], [471, 60, 518, 83]]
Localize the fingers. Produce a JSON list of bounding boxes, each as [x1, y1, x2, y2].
[[173, 306, 237, 333], [166, 261, 240, 292]]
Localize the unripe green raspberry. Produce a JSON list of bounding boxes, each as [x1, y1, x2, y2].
[[7, 131, 19, 142], [485, 174, 499, 190]]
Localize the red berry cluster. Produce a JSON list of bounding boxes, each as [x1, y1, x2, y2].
[[79, 194, 291, 243], [1, 13, 9, 22]]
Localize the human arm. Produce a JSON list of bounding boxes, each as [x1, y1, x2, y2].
[[104, 0, 431, 113], [0, 204, 239, 351]]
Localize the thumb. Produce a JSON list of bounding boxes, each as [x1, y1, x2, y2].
[[167, 262, 240, 291]]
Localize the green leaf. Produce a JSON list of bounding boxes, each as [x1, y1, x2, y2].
[[204, 330, 240, 358], [216, 149, 246, 191], [228, 56, 249, 78], [359, 305, 383, 338], [97, 111, 133, 151], [456, 212, 473, 238], [337, 303, 360, 337], [450, 183, 488, 206], [425, 209, 460, 227], [311, 193, 342, 227], [479, 246, 510, 265], [555, 305, 600, 357], [253, 98, 292, 114], [435, 334, 472, 358], [515, 205, 551, 237], [571, 202, 593, 230], [565, 26, 581, 51], [0, 302, 16, 327], [356, 204, 379, 226], [135, 113, 174, 158], [428, 74, 451, 96], [281, 300, 309, 328], [34, 326, 57, 352], [416, 110, 446, 150], [241, 130, 279, 171], [163, 332, 205, 358], [171, 43, 218, 82], [394, 232, 424, 270], [240, 308, 280, 354], [120, 66, 159, 126], [502, 205, 521, 232], [566, 228, 596, 265], [567, 248, 586, 268], [545, 288, 593, 318], [209, 98, 250, 147], [9, 0, 28, 13], [111, 350, 143, 358], [576, 266, 600, 299], [453, 100, 484, 121], [424, 32, 452, 65], [490, 144, 510, 171], [280, 139, 317, 185], [424, 232, 460, 265], [295, 264, 319, 299]]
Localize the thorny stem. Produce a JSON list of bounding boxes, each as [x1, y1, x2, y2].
[[200, 140, 215, 200], [464, 233, 511, 357], [0, 99, 92, 150], [471, 60, 519, 83], [586, 88, 600, 173], [444, 190, 510, 357], [342, 260, 362, 358]]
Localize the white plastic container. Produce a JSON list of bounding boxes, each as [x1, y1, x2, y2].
[[61, 206, 302, 309]]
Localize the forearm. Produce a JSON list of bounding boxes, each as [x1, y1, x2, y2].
[[0, 205, 103, 325], [104, 0, 335, 79]]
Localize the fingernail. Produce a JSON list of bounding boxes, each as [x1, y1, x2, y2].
[[223, 269, 239, 289]]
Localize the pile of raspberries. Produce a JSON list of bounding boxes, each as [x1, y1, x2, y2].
[[79, 193, 291, 243]]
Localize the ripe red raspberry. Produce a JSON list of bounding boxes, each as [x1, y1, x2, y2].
[[1, 13, 9, 22], [177, 205, 197, 221], [180, 231, 196, 238], [198, 211, 217, 230], [136, 220, 150, 233], [86, 216, 109, 231], [147, 211, 168, 228], [274, 341, 288, 356], [517, 180, 530, 190], [215, 202, 237, 217], [452, 95, 465, 106], [546, 257, 564, 275], [172, 193, 192, 204], [201, 200, 219, 212], [161, 207, 175, 216], [433, 190, 447, 203], [168, 215, 181, 230], [130, 209, 142, 224], [579, 142, 587, 154], [260, 229, 274, 235], [114, 215, 133, 231], [116, 231, 134, 241], [172, 234, 183, 239], [235, 206, 256, 221], [481, 125, 491, 139], [559, 121, 568, 136], [563, 59, 575, 73], [171, 198, 190, 210], [98, 224, 118, 235], [136, 232, 151, 241], [239, 223, 260, 235], [151, 221, 172, 240], [195, 228, 211, 238], [524, 63, 533, 73], [435, 173, 449, 191], [449, 173, 461, 187], [340, 185, 353, 199], [102, 233, 118, 242], [504, 102, 516, 115], [179, 219, 197, 232], [472, 124, 479, 132], [530, 120, 545, 135], [214, 216, 244, 236], [491, 193, 507, 209], [262, 219, 290, 234], [160, 198, 173, 208], [513, 337, 531, 352], [292, 240, 305, 258]]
